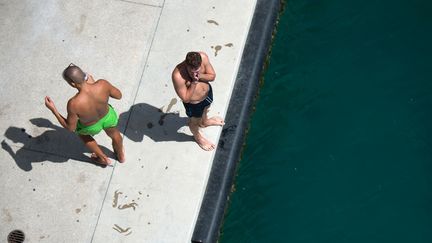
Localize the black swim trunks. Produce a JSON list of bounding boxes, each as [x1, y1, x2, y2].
[[183, 83, 213, 118]]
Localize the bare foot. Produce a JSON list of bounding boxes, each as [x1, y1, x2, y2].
[[90, 153, 112, 166], [200, 116, 225, 127], [194, 132, 215, 151], [115, 148, 126, 163]]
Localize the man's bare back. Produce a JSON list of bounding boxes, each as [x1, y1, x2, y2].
[[70, 77, 117, 125], [45, 64, 124, 165]]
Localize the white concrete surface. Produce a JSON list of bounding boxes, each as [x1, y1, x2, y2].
[[0, 0, 257, 242]]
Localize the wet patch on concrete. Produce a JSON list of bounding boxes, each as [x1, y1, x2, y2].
[[158, 98, 178, 125], [112, 190, 123, 208], [207, 20, 219, 26], [211, 43, 234, 56], [75, 204, 86, 214], [2, 208, 13, 222], [211, 45, 222, 56], [166, 98, 177, 113], [76, 14, 87, 34], [118, 202, 138, 211], [113, 224, 132, 235], [113, 190, 142, 211]]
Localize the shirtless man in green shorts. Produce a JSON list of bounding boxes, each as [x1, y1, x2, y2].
[[44, 63, 125, 165], [172, 51, 225, 151]]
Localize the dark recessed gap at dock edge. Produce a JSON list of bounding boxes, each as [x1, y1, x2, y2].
[[191, 0, 283, 242]]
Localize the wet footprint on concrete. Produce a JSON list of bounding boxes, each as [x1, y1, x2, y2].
[[158, 98, 178, 125], [211, 45, 222, 56], [207, 19, 219, 26], [166, 98, 177, 113], [75, 204, 86, 214], [76, 14, 87, 34], [211, 43, 234, 57], [112, 190, 123, 208], [113, 224, 132, 235], [118, 202, 138, 211]]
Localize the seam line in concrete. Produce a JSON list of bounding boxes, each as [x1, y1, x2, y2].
[[89, 1, 166, 242], [116, 0, 162, 8]]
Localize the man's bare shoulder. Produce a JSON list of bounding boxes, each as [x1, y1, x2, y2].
[[90, 79, 113, 91], [198, 52, 212, 67], [172, 63, 185, 80], [198, 51, 209, 60], [94, 79, 111, 85], [173, 62, 185, 72], [67, 95, 80, 112]]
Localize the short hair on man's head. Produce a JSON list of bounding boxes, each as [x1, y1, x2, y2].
[[185, 52, 202, 69], [62, 65, 86, 84]]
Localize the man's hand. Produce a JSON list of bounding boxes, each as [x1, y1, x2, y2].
[[192, 71, 200, 82], [44, 96, 77, 131], [88, 74, 96, 83], [44, 96, 57, 112]]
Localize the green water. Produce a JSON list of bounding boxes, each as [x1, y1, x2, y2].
[[220, 0, 432, 242]]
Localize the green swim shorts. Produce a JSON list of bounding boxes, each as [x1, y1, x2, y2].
[[75, 105, 118, 136]]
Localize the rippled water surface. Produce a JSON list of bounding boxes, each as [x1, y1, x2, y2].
[[220, 0, 432, 242]]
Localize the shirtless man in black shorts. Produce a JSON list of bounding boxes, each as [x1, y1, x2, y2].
[[172, 52, 224, 151]]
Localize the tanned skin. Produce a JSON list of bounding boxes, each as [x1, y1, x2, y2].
[[45, 73, 125, 165], [172, 52, 225, 151]]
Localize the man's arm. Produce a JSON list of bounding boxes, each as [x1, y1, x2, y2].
[[172, 69, 198, 103], [100, 79, 122, 100], [45, 96, 78, 132], [198, 52, 216, 82], [109, 83, 122, 100]]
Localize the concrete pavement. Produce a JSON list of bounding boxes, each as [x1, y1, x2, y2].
[[0, 0, 258, 242]]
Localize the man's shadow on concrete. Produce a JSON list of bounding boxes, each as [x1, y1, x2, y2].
[[118, 103, 193, 143], [2, 118, 114, 171]]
